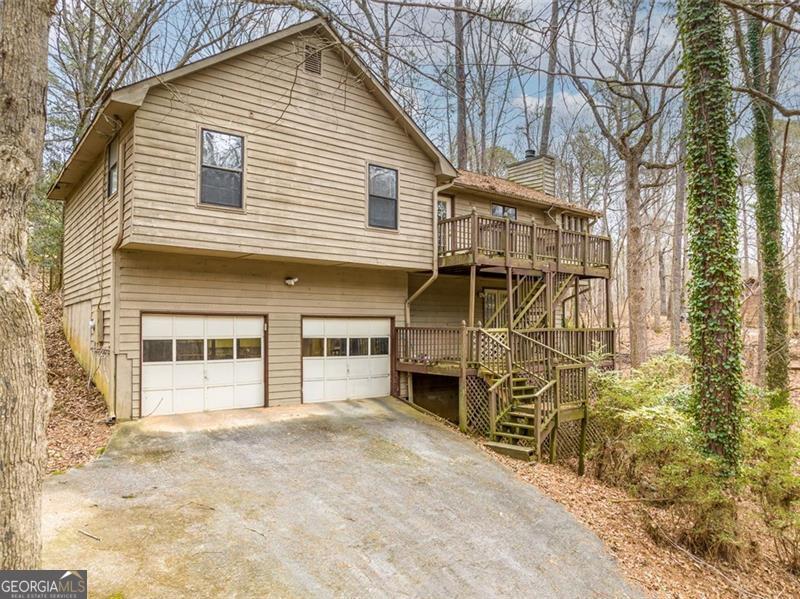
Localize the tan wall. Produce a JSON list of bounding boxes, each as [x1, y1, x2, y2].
[[116, 250, 409, 419], [62, 122, 134, 413], [452, 191, 556, 227], [128, 31, 437, 270], [409, 274, 506, 327]]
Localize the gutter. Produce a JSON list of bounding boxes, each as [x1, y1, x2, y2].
[[404, 180, 454, 325]]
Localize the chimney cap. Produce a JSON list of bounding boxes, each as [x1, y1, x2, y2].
[[524, 148, 536, 160]]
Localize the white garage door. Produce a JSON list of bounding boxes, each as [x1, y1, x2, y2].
[[141, 315, 264, 417], [302, 318, 391, 403]]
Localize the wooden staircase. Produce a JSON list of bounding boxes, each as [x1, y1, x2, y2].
[[477, 328, 590, 472]]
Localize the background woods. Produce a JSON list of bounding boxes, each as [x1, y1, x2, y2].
[[9, 0, 800, 583]]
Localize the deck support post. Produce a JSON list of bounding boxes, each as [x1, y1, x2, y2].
[[468, 264, 476, 327], [578, 369, 589, 475], [458, 320, 468, 433], [550, 370, 560, 464], [605, 277, 615, 367]]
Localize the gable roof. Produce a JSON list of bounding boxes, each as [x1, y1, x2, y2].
[[453, 170, 600, 218], [48, 17, 457, 200]]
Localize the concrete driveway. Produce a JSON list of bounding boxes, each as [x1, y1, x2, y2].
[[43, 398, 639, 598]]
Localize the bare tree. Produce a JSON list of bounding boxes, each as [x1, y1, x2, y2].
[[1, 0, 54, 569], [563, 0, 680, 367]]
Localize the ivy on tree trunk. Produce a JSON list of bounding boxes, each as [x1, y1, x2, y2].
[[747, 15, 789, 406], [678, 0, 744, 475]]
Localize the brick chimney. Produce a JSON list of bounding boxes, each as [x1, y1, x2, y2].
[[506, 149, 556, 196]]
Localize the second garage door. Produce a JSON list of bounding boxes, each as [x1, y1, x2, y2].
[[302, 318, 391, 403]]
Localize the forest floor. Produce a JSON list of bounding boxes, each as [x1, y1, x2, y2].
[[41, 292, 114, 473], [41, 294, 800, 597]]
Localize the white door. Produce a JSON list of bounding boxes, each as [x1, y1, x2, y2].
[[302, 318, 391, 403], [141, 315, 264, 417]]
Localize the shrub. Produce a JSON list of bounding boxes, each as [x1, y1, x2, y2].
[[589, 353, 740, 559], [743, 403, 800, 573]]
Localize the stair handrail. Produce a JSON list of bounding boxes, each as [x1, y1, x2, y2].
[[513, 330, 582, 365], [488, 372, 511, 439]]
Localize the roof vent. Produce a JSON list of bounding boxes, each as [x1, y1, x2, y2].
[[524, 148, 536, 160], [304, 44, 322, 75]]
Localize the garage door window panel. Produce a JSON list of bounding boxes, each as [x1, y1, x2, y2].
[[207, 338, 234, 360], [176, 339, 204, 361], [143, 339, 173, 362], [302, 338, 324, 357], [371, 337, 389, 355], [349, 338, 369, 356], [326, 338, 347, 357], [236, 337, 261, 359]]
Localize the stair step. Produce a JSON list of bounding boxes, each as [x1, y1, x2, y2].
[[484, 442, 534, 461], [499, 421, 537, 431], [513, 393, 540, 400], [494, 431, 536, 442], [508, 410, 535, 419]]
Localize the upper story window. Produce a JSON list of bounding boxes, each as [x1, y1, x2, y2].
[[491, 203, 517, 220], [200, 129, 243, 208], [106, 137, 119, 197], [368, 165, 398, 229]]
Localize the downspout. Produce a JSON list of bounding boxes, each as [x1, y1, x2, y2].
[[109, 133, 127, 422], [404, 180, 454, 324]]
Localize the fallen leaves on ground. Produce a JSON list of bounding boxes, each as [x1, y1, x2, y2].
[[40, 291, 113, 473], [478, 442, 800, 599]]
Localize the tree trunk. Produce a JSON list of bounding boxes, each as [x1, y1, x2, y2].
[[0, 0, 54, 569], [453, 0, 468, 168], [747, 15, 789, 405], [624, 156, 648, 367], [539, 0, 558, 156], [670, 134, 687, 351], [679, 0, 744, 474]]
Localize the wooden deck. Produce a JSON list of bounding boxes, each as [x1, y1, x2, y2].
[[437, 213, 611, 278]]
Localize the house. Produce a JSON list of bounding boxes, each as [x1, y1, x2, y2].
[[49, 18, 614, 461]]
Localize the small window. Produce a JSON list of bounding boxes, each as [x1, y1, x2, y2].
[[491, 204, 517, 220], [200, 129, 243, 208], [371, 337, 389, 356], [107, 137, 119, 197], [207, 338, 234, 360], [304, 44, 322, 75], [237, 338, 262, 359], [437, 197, 452, 221], [143, 339, 172, 362], [326, 338, 347, 357], [349, 338, 369, 357], [302, 338, 324, 357], [368, 165, 398, 229], [176, 339, 204, 361]]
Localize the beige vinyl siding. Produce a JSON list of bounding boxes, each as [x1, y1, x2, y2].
[[409, 274, 505, 328], [116, 250, 407, 418], [129, 32, 436, 270], [61, 123, 133, 405], [453, 191, 556, 227]]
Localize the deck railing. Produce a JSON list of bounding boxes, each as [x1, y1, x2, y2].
[[395, 325, 615, 368], [437, 212, 611, 273]]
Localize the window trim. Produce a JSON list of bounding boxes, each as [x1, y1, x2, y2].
[[196, 125, 247, 212], [106, 136, 119, 199], [365, 163, 400, 231]]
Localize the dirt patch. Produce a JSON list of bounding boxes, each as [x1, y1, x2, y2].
[[40, 292, 113, 473]]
